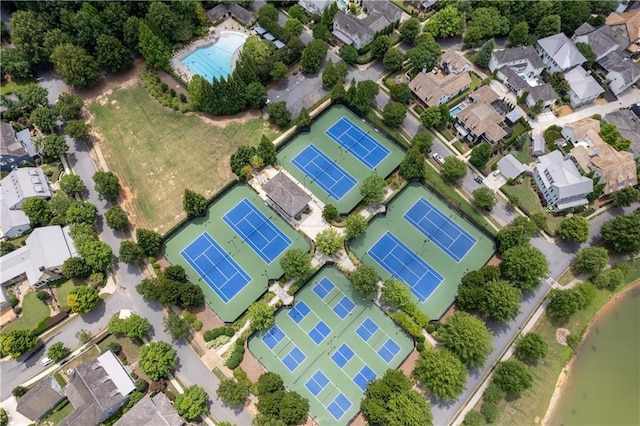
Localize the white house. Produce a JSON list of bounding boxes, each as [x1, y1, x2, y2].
[[597, 51, 640, 95], [537, 33, 587, 73], [489, 45, 545, 76], [564, 66, 605, 107], [572, 23, 624, 61], [298, 0, 333, 16], [332, 0, 401, 50], [533, 150, 593, 210], [1, 167, 53, 239]]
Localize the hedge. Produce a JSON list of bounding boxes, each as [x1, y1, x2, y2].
[[389, 311, 422, 338], [224, 338, 245, 369], [203, 327, 235, 342]]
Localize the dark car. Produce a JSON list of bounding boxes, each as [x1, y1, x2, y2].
[[474, 175, 483, 184]]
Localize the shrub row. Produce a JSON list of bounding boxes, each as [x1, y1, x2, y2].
[[389, 311, 422, 338], [224, 338, 245, 369], [139, 71, 193, 113], [203, 326, 235, 342], [182, 310, 202, 331]]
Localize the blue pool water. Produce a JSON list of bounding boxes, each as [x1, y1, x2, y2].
[[181, 33, 247, 82], [449, 102, 467, 117]]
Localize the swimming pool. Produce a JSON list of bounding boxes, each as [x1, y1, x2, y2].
[[180, 32, 247, 82], [449, 102, 467, 117]]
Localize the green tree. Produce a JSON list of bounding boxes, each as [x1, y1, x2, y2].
[[139, 341, 177, 381], [96, 34, 131, 73], [550, 72, 570, 95], [105, 205, 129, 231], [301, 39, 328, 73], [462, 411, 484, 426], [47, 342, 69, 362], [267, 101, 291, 128], [1, 47, 31, 80], [535, 15, 561, 38], [270, 61, 289, 81], [10, 10, 48, 66], [322, 204, 339, 222], [420, 106, 444, 128], [34, 135, 68, 159], [246, 82, 268, 109], [371, 35, 391, 59], [0, 407, 7, 426], [230, 145, 257, 177], [65, 120, 91, 140], [399, 147, 427, 180], [76, 329, 93, 344], [0, 242, 16, 256], [136, 228, 162, 257], [381, 279, 413, 310], [322, 59, 348, 88], [501, 244, 549, 291], [174, 385, 209, 420], [557, 216, 590, 242], [16, 84, 48, 113], [492, 360, 533, 398], [0, 330, 38, 359], [331, 81, 347, 101], [289, 4, 310, 23], [574, 246, 609, 276], [30, 107, 58, 133], [509, 22, 530, 46], [475, 39, 495, 68], [280, 248, 312, 281], [315, 228, 344, 255], [62, 257, 91, 279], [279, 391, 310, 424], [68, 285, 100, 314], [183, 189, 207, 217], [600, 210, 640, 254], [437, 311, 492, 368], [217, 378, 249, 407], [164, 265, 188, 283], [339, 45, 358, 64], [472, 187, 496, 211], [465, 7, 510, 47], [284, 18, 304, 37], [576, 42, 596, 69], [424, 5, 465, 38], [345, 214, 367, 239], [349, 264, 379, 299], [54, 93, 84, 121], [119, 241, 145, 264], [399, 17, 421, 43], [479, 281, 522, 322], [93, 171, 121, 202], [255, 135, 275, 166], [295, 107, 312, 128], [382, 102, 407, 128], [441, 157, 468, 183], [108, 314, 151, 340], [593, 268, 624, 290], [547, 288, 584, 318], [66, 201, 97, 226], [360, 174, 387, 205], [514, 332, 548, 364], [383, 47, 405, 72], [406, 34, 443, 71], [21, 197, 53, 226], [164, 312, 190, 340], [246, 301, 274, 333], [469, 143, 492, 167], [390, 82, 413, 104], [413, 348, 467, 401], [78, 239, 113, 271], [138, 21, 171, 69], [611, 187, 640, 207], [51, 43, 99, 88]]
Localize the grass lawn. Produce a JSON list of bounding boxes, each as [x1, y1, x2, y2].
[[98, 335, 142, 362], [495, 259, 640, 425], [53, 279, 83, 313], [88, 80, 279, 232], [501, 176, 562, 234], [3, 292, 50, 333], [43, 399, 74, 425], [0, 77, 36, 95], [510, 139, 536, 165]]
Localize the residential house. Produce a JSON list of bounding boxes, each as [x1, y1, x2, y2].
[[114, 394, 183, 426], [16, 377, 65, 423], [537, 33, 587, 73], [454, 86, 509, 145], [604, 109, 640, 158], [409, 70, 472, 107], [497, 154, 529, 179], [440, 50, 471, 74], [0, 122, 37, 172], [299, 0, 333, 16], [60, 351, 136, 426], [497, 66, 558, 108], [532, 133, 546, 156], [489, 45, 545, 77], [564, 66, 605, 107], [410, 0, 437, 12], [605, 10, 640, 57], [572, 23, 625, 60], [1, 167, 53, 239], [332, 0, 401, 50], [561, 117, 601, 145], [570, 129, 637, 195], [0, 225, 77, 288], [533, 150, 593, 210], [596, 51, 640, 95], [263, 171, 312, 219]]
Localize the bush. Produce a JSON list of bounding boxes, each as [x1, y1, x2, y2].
[[389, 311, 422, 338], [481, 401, 498, 423], [203, 327, 235, 342], [224, 338, 245, 369], [135, 378, 148, 393], [183, 310, 196, 324], [209, 335, 231, 349], [12, 306, 22, 315], [107, 342, 121, 354], [483, 382, 506, 404], [36, 290, 50, 302], [12, 386, 27, 398], [192, 320, 202, 331]]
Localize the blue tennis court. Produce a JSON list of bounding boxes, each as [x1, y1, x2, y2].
[[403, 197, 477, 262], [356, 318, 379, 342], [262, 325, 285, 349], [291, 144, 357, 201], [309, 321, 332, 344], [305, 370, 330, 396], [223, 198, 292, 264], [353, 365, 377, 391], [282, 346, 306, 372], [378, 338, 401, 363], [326, 117, 390, 169], [328, 393, 352, 420], [313, 277, 335, 299], [288, 301, 311, 324], [368, 232, 444, 302], [331, 344, 355, 368], [333, 296, 356, 319], [181, 232, 251, 303]]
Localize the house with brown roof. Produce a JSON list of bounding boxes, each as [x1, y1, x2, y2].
[[570, 129, 637, 195], [440, 50, 471, 75], [16, 377, 65, 423], [409, 70, 471, 107], [114, 394, 183, 426], [454, 86, 509, 145], [561, 117, 601, 145], [605, 10, 640, 56]]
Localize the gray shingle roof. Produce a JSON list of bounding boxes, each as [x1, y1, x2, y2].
[[363, 0, 402, 21], [16, 377, 64, 421], [537, 33, 587, 70], [114, 394, 183, 426], [575, 25, 621, 59], [1, 167, 52, 210], [229, 3, 256, 26], [263, 172, 311, 217], [333, 11, 375, 42], [536, 150, 593, 199], [497, 154, 527, 179], [499, 66, 530, 91], [604, 109, 640, 158], [528, 83, 559, 102], [598, 51, 640, 86], [491, 46, 545, 70], [565, 66, 605, 101]]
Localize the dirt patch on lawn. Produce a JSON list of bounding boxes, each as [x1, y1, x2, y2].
[[76, 59, 146, 101], [240, 344, 267, 383], [194, 108, 266, 127]]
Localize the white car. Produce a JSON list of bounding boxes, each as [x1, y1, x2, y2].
[[41, 356, 54, 366], [432, 153, 445, 165], [493, 169, 501, 177]]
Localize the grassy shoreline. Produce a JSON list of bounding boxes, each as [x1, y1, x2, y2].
[[494, 259, 640, 425]]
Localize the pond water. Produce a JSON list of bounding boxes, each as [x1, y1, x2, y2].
[[549, 285, 640, 425]]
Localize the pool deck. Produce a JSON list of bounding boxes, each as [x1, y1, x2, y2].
[[170, 18, 251, 83]]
